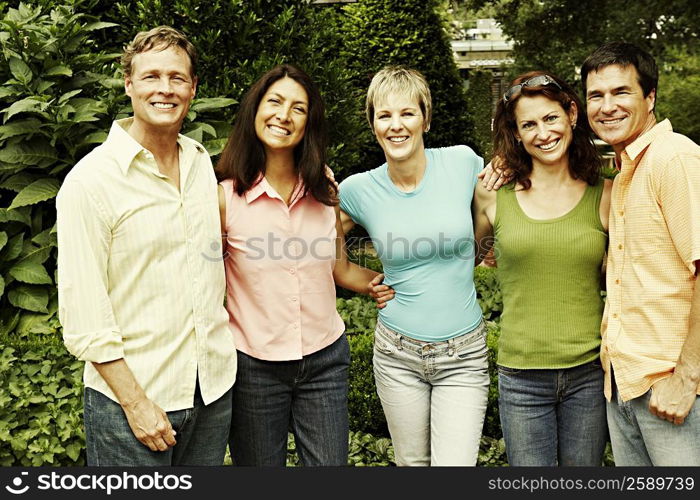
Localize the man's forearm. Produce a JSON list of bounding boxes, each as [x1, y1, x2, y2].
[[674, 262, 700, 385], [92, 358, 148, 409]]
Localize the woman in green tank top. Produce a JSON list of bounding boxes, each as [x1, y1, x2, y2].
[[472, 72, 612, 466]]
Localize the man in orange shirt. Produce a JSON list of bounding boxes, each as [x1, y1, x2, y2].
[[581, 42, 700, 465]]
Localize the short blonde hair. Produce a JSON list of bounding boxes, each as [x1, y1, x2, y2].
[[366, 66, 432, 130], [121, 26, 198, 78]]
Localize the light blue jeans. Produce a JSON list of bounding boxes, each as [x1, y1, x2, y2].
[[373, 320, 489, 466], [607, 377, 700, 466], [497, 360, 607, 466]]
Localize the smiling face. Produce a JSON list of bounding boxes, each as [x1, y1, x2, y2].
[[514, 94, 577, 170], [254, 77, 308, 154], [125, 45, 196, 135], [372, 92, 427, 165], [585, 64, 656, 154]]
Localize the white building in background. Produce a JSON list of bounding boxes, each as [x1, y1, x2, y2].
[[451, 19, 514, 110]]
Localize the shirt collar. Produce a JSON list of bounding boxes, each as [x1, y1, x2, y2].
[[624, 119, 673, 163], [104, 117, 206, 175], [244, 174, 306, 205]]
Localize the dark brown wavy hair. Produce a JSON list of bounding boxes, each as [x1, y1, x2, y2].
[[215, 64, 337, 205], [492, 71, 601, 190]]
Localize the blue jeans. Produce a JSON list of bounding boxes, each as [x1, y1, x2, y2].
[[229, 334, 350, 466], [607, 376, 700, 466], [498, 360, 607, 466], [84, 384, 232, 466], [373, 320, 489, 466]]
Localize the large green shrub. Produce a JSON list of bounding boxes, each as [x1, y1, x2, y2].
[[0, 2, 122, 340], [0, 336, 85, 465], [0, 2, 234, 342], [338, 0, 479, 174], [88, 0, 364, 178], [338, 295, 388, 437]]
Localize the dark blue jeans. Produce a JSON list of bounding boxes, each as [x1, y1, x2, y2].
[[84, 384, 232, 466], [229, 334, 350, 466], [498, 359, 607, 466]]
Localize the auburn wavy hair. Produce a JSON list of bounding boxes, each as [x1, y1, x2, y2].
[[492, 71, 601, 190]]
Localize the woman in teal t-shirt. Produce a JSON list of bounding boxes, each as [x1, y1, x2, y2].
[[472, 71, 612, 466], [339, 66, 489, 466]]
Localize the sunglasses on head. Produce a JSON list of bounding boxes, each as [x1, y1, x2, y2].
[[502, 75, 562, 103]]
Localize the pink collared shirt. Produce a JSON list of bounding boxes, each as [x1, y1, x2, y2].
[[220, 177, 345, 361]]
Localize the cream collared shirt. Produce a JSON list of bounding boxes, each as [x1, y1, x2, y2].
[[57, 118, 236, 411]]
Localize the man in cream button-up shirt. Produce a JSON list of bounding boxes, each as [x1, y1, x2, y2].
[[56, 26, 236, 466]]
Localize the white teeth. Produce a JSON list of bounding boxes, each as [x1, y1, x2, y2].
[[601, 118, 624, 125], [152, 103, 175, 109], [538, 139, 559, 151], [388, 137, 408, 143], [268, 125, 290, 136]]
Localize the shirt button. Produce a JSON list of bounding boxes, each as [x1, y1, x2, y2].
[[619, 211, 624, 217], [290, 268, 296, 275], [613, 313, 618, 319], [293, 323, 299, 329], [618, 244, 623, 250], [291, 296, 298, 302], [615, 279, 620, 285]]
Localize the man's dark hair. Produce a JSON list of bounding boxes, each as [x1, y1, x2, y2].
[[580, 42, 658, 100]]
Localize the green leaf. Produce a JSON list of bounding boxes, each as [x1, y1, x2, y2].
[[0, 141, 57, 168], [0, 87, 21, 99], [0, 172, 38, 192], [1, 233, 24, 261], [1, 98, 48, 122], [16, 311, 54, 335], [65, 442, 81, 462], [45, 65, 73, 78], [0, 274, 4, 298], [0, 232, 7, 252], [0, 309, 20, 336], [0, 119, 43, 141], [31, 228, 57, 247], [83, 21, 119, 32], [190, 97, 237, 113], [82, 131, 108, 145], [8, 285, 49, 313], [58, 89, 82, 104], [184, 127, 202, 143], [9, 179, 60, 209], [9, 260, 52, 285], [9, 57, 32, 85], [0, 207, 32, 227]]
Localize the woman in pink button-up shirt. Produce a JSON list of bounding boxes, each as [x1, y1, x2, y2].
[[215, 64, 393, 466]]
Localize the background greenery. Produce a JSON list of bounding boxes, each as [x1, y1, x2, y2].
[[2, 0, 692, 466], [454, 0, 700, 144]]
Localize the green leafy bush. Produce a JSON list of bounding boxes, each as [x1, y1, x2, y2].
[[339, 0, 479, 172], [338, 295, 388, 436], [0, 2, 122, 341], [0, 336, 85, 466], [474, 265, 502, 320]]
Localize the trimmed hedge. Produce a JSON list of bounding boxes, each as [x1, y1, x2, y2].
[[0, 267, 506, 466]]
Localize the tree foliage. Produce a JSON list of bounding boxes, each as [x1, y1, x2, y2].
[[340, 0, 479, 168], [462, 0, 700, 142]]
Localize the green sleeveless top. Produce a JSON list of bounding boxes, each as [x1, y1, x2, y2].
[[494, 179, 607, 369]]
